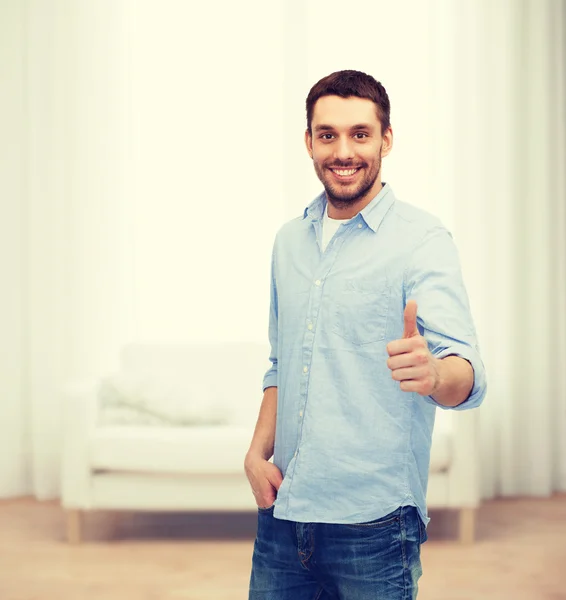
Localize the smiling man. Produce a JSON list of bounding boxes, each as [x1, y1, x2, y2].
[[245, 70, 487, 599], [309, 94, 388, 216]]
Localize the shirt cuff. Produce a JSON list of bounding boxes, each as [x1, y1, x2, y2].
[[262, 369, 278, 392], [425, 344, 487, 411]]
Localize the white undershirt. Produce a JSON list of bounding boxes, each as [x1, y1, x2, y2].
[[321, 203, 351, 252]]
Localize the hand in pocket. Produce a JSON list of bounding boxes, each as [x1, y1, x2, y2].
[[244, 455, 283, 509]]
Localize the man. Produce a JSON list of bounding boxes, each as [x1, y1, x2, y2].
[[244, 70, 487, 599]]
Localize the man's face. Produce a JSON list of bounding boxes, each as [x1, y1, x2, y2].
[[305, 95, 392, 209]]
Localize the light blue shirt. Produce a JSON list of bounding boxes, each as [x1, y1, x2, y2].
[[262, 183, 487, 526]]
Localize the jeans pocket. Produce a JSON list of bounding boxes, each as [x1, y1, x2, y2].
[[257, 504, 275, 513]]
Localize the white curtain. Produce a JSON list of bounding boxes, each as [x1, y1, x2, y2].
[[1, 0, 564, 499], [441, 0, 566, 498], [3, 0, 285, 500]]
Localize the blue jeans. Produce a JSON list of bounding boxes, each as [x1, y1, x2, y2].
[[248, 505, 426, 600]]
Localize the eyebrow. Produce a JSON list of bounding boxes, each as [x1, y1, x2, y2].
[[313, 123, 374, 132]]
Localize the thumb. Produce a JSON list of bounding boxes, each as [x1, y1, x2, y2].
[[403, 300, 419, 339]]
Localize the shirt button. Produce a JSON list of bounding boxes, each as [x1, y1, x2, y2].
[[314, 279, 321, 286], [303, 366, 308, 373], [307, 323, 313, 330], [357, 223, 362, 229], [299, 410, 303, 417], [294, 451, 298, 458]]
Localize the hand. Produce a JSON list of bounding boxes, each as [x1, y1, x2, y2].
[[244, 453, 283, 509], [386, 300, 441, 396]]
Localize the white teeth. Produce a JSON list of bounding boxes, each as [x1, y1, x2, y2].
[[332, 168, 358, 176]]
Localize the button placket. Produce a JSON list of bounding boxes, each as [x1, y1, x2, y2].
[[286, 220, 346, 514]]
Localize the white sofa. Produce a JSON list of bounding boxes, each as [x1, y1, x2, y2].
[[61, 342, 480, 544]]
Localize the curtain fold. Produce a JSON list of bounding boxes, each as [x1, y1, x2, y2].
[[480, 0, 566, 497]]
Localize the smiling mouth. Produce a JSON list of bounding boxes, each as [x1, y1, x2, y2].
[[330, 167, 361, 178]]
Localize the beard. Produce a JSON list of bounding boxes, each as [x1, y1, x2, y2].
[[313, 145, 382, 210]]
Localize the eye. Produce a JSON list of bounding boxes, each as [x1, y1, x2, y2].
[[320, 133, 335, 140], [354, 132, 369, 139]]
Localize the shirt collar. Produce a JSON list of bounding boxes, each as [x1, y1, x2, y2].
[[303, 182, 395, 233]]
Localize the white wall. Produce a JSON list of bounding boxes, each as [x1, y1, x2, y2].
[[128, 0, 286, 343]]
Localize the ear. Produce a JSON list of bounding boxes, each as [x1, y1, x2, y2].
[[381, 126, 393, 157], [305, 129, 313, 159]]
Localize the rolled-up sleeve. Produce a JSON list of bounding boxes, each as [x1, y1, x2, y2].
[[262, 239, 279, 391], [403, 226, 487, 411]]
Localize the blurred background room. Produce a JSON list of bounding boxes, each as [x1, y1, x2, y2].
[[1, 0, 565, 598]]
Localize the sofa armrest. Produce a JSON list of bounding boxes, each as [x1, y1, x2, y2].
[[445, 408, 481, 507], [60, 379, 99, 508]]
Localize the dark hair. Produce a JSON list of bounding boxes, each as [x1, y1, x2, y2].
[[306, 70, 391, 134]]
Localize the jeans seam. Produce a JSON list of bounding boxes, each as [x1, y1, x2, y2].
[[400, 507, 409, 600], [313, 586, 324, 600], [297, 524, 315, 567]]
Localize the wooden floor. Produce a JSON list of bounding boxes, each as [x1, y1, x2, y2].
[[0, 495, 564, 599]]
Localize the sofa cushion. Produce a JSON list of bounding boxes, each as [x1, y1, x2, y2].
[[97, 373, 229, 427], [89, 425, 253, 474], [118, 342, 271, 427]]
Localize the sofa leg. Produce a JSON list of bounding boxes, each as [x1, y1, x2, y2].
[[458, 507, 476, 544], [66, 509, 83, 544]]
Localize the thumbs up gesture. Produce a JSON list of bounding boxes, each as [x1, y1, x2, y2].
[[386, 300, 441, 396]]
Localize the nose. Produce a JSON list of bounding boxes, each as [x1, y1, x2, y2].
[[334, 136, 355, 162]]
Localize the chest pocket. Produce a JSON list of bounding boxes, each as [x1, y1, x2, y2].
[[331, 277, 390, 346]]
